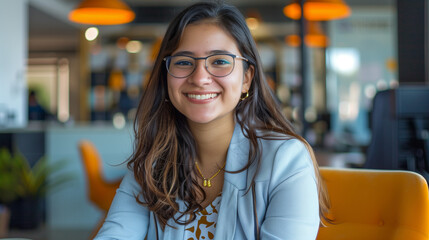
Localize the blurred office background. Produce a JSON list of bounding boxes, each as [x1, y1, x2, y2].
[[0, 0, 428, 239]]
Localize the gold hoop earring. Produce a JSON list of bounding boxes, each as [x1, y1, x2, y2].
[[240, 91, 249, 100]]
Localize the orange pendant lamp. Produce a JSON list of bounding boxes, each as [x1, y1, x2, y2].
[[286, 21, 329, 48], [69, 0, 135, 25], [284, 0, 351, 21]]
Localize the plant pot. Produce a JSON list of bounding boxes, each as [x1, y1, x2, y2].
[[8, 197, 42, 229], [0, 204, 10, 237]]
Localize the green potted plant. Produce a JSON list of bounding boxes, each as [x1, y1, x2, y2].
[[0, 148, 16, 236], [0, 147, 73, 229]]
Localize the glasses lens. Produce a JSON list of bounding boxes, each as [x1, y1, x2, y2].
[[167, 56, 195, 78], [207, 55, 234, 77], [166, 54, 236, 78]]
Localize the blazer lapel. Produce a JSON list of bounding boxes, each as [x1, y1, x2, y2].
[[214, 183, 239, 240], [214, 123, 250, 239], [224, 123, 250, 190], [162, 200, 187, 239]]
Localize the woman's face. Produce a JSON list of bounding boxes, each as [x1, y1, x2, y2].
[[167, 22, 253, 125]]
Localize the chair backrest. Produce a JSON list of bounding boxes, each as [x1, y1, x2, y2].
[[78, 140, 121, 212], [317, 167, 429, 240], [365, 87, 429, 182]]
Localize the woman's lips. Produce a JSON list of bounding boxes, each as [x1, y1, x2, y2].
[[184, 92, 220, 103]]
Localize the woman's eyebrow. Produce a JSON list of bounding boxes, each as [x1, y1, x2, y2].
[[172, 51, 194, 56], [208, 50, 232, 55], [172, 50, 233, 56]]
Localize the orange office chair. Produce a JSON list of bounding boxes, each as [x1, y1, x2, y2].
[[317, 167, 429, 240], [78, 140, 123, 239]]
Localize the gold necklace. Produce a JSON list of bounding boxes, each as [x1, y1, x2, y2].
[[195, 160, 226, 187]]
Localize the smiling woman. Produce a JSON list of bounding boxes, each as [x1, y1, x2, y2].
[[93, 2, 329, 240]]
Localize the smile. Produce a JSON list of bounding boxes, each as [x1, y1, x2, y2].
[[186, 93, 219, 100]]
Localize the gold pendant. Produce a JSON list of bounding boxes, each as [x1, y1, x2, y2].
[[203, 179, 207, 187], [207, 179, 212, 187]]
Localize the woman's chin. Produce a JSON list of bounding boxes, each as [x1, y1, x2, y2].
[[185, 111, 235, 126], [186, 116, 217, 125]]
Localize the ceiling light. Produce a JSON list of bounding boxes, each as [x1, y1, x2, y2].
[[246, 18, 260, 30], [126, 40, 142, 53], [286, 21, 329, 48], [69, 0, 135, 25], [85, 27, 99, 41], [283, 0, 351, 21]]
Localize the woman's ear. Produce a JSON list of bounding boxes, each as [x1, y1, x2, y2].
[[243, 65, 254, 92]]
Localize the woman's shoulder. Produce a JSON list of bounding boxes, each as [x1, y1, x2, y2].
[[259, 136, 311, 166], [255, 136, 314, 182], [117, 168, 143, 196]]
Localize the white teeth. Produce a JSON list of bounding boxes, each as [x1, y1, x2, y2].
[[187, 93, 218, 100]]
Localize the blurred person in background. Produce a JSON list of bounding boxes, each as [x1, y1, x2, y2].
[[28, 90, 48, 121]]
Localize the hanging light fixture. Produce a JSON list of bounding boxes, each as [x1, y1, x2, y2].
[[283, 0, 351, 21], [245, 10, 262, 31], [69, 0, 135, 25], [305, 21, 329, 47], [286, 21, 329, 48]]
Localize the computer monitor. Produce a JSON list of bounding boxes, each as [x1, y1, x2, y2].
[[365, 86, 429, 181]]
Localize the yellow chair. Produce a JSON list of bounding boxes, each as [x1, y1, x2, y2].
[[78, 140, 122, 239], [317, 167, 429, 240]]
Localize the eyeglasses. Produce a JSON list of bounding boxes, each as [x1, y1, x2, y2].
[[163, 53, 248, 78]]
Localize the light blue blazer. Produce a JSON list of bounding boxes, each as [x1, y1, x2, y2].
[[95, 124, 320, 240]]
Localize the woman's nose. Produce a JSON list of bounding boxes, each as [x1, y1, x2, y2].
[[188, 60, 212, 85]]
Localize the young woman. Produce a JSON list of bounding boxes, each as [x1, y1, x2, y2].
[[94, 2, 329, 240]]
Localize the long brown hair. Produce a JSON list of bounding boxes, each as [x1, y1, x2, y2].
[[128, 1, 330, 230]]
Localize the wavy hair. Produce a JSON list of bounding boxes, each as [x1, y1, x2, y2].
[[128, 1, 330, 230]]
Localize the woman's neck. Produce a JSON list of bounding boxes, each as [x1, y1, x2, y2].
[[188, 114, 235, 168]]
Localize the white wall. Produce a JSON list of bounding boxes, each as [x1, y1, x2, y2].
[[0, 0, 28, 128]]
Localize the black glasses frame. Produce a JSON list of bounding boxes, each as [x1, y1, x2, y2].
[[163, 53, 248, 78]]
